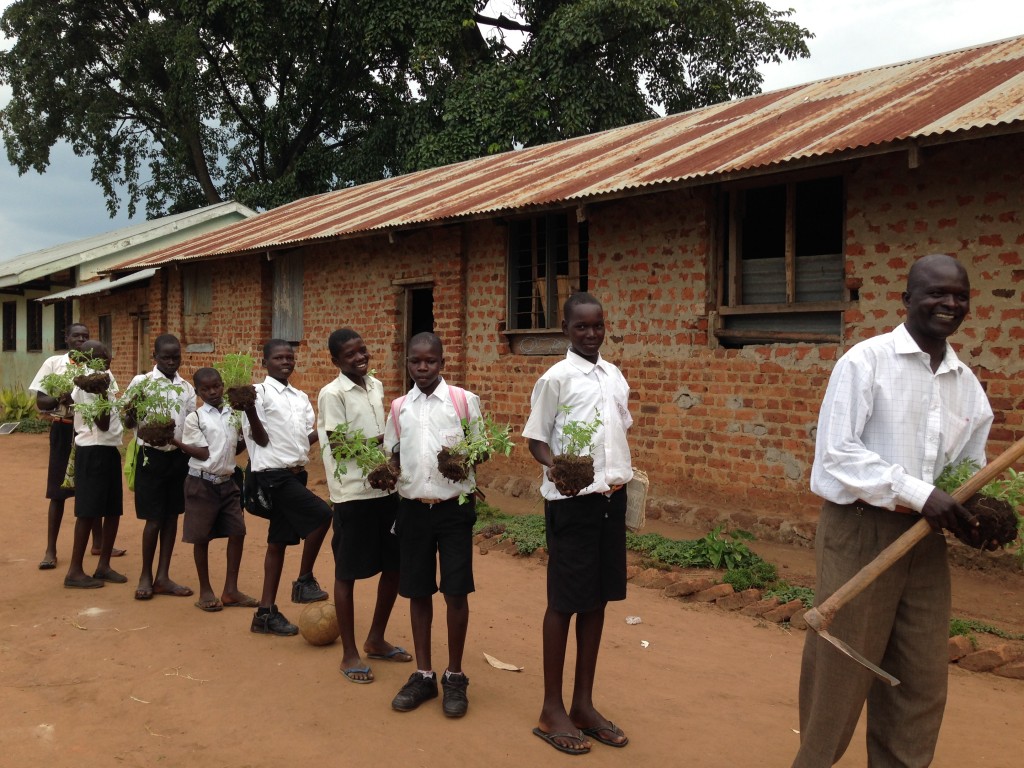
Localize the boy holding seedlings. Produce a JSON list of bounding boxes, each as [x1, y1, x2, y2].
[[64, 341, 125, 589], [177, 367, 257, 612], [317, 328, 408, 683], [28, 322, 111, 568], [243, 339, 332, 636], [383, 332, 483, 717], [124, 334, 197, 600], [522, 292, 633, 754]]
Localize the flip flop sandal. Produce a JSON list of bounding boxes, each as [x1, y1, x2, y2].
[[194, 599, 224, 612], [222, 595, 260, 608], [532, 728, 591, 755], [366, 646, 412, 662], [64, 575, 105, 589], [581, 723, 629, 748], [135, 587, 154, 601], [341, 665, 375, 684], [153, 584, 194, 597], [39, 558, 57, 570]]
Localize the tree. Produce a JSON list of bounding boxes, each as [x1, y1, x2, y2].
[[0, 1, 811, 217]]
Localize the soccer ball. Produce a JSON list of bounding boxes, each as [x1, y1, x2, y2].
[[298, 602, 340, 646]]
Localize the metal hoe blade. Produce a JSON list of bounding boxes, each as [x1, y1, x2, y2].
[[817, 629, 901, 687]]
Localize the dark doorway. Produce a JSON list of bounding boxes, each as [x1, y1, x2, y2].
[[404, 285, 434, 390]]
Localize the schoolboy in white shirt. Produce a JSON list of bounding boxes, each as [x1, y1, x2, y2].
[[523, 292, 633, 754], [178, 367, 258, 612], [244, 339, 332, 636], [383, 332, 482, 718], [318, 328, 409, 683], [64, 341, 125, 589]]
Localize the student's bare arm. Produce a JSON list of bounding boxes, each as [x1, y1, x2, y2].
[[308, 431, 319, 446], [245, 405, 270, 447], [172, 439, 210, 461], [235, 437, 246, 456], [528, 438, 554, 468], [35, 391, 59, 412]]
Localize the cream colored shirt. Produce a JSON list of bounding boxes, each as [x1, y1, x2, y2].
[[317, 372, 389, 504], [72, 374, 123, 447], [811, 323, 993, 511], [383, 378, 482, 502], [182, 402, 240, 477], [243, 377, 315, 472], [522, 349, 634, 501]]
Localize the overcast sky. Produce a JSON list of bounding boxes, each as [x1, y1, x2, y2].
[[1, 0, 1022, 264]]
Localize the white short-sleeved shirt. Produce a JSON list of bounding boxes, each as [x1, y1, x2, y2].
[[29, 353, 74, 418], [811, 323, 993, 511], [72, 374, 123, 447], [383, 378, 482, 502], [522, 349, 634, 501], [126, 368, 197, 452], [243, 376, 315, 472], [317, 372, 389, 504], [182, 402, 240, 477]]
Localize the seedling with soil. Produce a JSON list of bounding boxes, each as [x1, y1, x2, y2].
[[550, 405, 602, 495], [936, 458, 1023, 558], [436, 413, 514, 503], [326, 423, 399, 491], [215, 352, 257, 411], [121, 377, 184, 446]]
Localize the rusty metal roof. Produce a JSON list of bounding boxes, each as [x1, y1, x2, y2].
[[115, 34, 1024, 273]]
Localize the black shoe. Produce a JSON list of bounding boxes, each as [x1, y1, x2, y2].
[[291, 573, 328, 603], [391, 672, 438, 712], [441, 671, 469, 718], [250, 605, 298, 636]]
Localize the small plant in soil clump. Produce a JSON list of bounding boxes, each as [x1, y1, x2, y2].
[[549, 405, 602, 496], [74, 390, 116, 427], [936, 459, 1023, 556], [436, 414, 514, 503], [215, 353, 257, 410], [120, 377, 183, 447], [69, 349, 111, 394], [326, 423, 399, 491]]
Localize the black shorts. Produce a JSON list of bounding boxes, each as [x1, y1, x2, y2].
[[134, 447, 189, 521], [333, 495, 400, 581], [396, 497, 475, 598], [183, 475, 246, 544], [545, 488, 628, 614], [260, 469, 332, 546], [46, 421, 75, 501], [73, 445, 123, 519]]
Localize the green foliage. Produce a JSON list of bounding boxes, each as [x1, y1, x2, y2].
[[120, 377, 184, 426], [447, 413, 514, 503], [17, 417, 50, 433], [214, 353, 256, 389], [937, 458, 1024, 564], [74, 394, 116, 428], [326, 423, 389, 479], [0, 387, 37, 421], [557, 405, 602, 457], [38, 350, 107, 401], [724, 560, 779, 592], [0, 1, 811, 216], [764, 583, 815, 608], [625, 526, 759, 571], [949, 617, 1024, 643]]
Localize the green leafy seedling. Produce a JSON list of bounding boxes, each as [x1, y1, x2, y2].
[[441, 414, 514, 504], [215, 352, 256, 389], [557, 404, 601, 457], [326, 423, 389, 479]]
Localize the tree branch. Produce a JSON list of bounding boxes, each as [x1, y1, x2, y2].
[[473, 12, 534, 34]]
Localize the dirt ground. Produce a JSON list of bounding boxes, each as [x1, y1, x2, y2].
[[2, 432, 1023, 768]]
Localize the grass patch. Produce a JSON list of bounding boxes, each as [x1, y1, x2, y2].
[[764, 584, 816, 608], [17, 417, 51, 434], [949, 617, 1024, 643]]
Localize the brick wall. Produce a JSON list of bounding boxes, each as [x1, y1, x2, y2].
[[78, 133, 1024, 520]]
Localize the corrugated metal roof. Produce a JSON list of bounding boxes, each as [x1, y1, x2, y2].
[[114, 35, 1024, 274]]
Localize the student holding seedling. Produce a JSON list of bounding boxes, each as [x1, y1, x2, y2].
[[28, 322, 112, 569], [522, 292, 633, 755], [177, 367, 258, 612], [794, 254, 993, 768], [64, 341, 125, 589], [243, 339, 332, 636], [124, 334, 196, 601], [317, 328, 408, 683], [383, 332, 483, 718]]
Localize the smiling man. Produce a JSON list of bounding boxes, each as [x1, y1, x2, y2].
[[793, 254, 994, 767]]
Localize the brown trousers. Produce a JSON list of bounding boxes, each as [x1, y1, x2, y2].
[[792, 501, 950, 768]]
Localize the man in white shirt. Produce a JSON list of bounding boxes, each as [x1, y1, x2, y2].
[[318, 328, 408, 683], [63, 341, 125, 589], [523, 292, 632, 755], [794, 254, 994, 767], [244, 339, 332, 636], [124, 334, 197, 601], [28, 322, 107, 568]]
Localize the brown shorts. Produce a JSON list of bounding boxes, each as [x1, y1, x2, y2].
[[182, 474, 246, 544]]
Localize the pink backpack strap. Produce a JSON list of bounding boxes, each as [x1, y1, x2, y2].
[[390, 395, 407, 439], [448, 386, 469, 422]]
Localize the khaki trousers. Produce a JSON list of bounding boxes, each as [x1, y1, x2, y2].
[[792, 501, 950, 768]]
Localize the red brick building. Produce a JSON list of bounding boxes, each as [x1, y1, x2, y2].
[[89, 37, 1024, 527]]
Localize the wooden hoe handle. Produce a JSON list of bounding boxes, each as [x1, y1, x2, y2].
[[804, 435, 1024, 633]]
